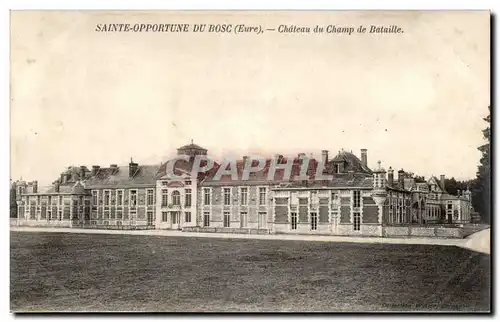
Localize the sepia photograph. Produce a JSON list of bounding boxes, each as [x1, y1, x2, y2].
[[9, 10, 491, 313]]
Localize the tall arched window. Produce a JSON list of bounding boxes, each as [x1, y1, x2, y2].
[[172, 191, 181, 206]]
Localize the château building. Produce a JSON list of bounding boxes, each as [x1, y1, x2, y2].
[[14, 142, 473, 237]]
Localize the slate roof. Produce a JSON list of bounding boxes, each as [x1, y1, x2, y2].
[[330, 150, 372, 174], [197, 154, 372, 186], [84, 165, 161, 188], [177, 143, 207, 151]]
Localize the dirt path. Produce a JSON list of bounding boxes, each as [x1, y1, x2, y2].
[[464, 228, 490, 254], [10, 226, 479, 249]]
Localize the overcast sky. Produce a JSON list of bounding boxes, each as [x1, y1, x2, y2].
[[10, 11, 490, 186]]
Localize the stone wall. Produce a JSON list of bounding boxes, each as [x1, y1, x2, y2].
[[336, 223, 383, 237], [183, 226, 270, 234], [382, 225, 481, 239], [17, 219, 72, 228]]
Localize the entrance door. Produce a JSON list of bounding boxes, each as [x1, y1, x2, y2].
[[147, 211, 154, 227], [240, 212, 248, 228], [171, 211, 180, 230], [258, 212, 267, 229], [331, 212, 338, 233]]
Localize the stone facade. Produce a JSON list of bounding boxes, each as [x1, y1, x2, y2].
[[14, 142, 474, 236]]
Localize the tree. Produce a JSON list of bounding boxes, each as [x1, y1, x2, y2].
[[10, 181, 17, 218], [414, 175, 426, 183], [444, 177, 471, 196], [472, 106, 491, 223]]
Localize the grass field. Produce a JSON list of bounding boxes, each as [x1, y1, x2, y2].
[[10, 231, 490, 312]]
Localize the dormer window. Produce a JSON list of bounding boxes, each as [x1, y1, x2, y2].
[[334, 164, 340, 173]]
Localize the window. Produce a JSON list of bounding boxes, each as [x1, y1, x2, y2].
[[147, 189, 154, 206], [223, 211, 231, 228], [203, 212, 210, 227], [162, 211, 168, 222], [117, 211, 123, 219], [311, 212, 318, 231], [331, 192, 338, 201], [353, 190, 361, 208], [162, 181, 168, 186], [47, 210, 52, 220], [223, 188, 231, 206], [185, 211, 191, 223], [172, 191, 181, 206], [240, 188, 248, 205], [130, 190, 137, 208], [104, 211, 109, 219], [185, 189, 192, 207], [59, 196, 63, 205], [334, 164, 340, 173], [117, 190, 123, 205], [447, 203, 453, 210], [92, 191, 97, 205], [185, 180, 192, 185], [291, 212, 298, 230], [37, 196, 41, 204], [104, 191, 110, 206], [240, 212, 248, 228], [353, 212, 361, 231], [203, 188, 211, 206], [58, 210, 63, 221], [259, 187, 267, 205], [161, 189, 168, 206], [110, 210, 115, 219]]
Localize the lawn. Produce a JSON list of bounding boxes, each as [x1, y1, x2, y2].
[[10, 231, 490, 312]]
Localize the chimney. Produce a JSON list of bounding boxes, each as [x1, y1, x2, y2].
[[54, 181, 60, 193], [398, 169, 405, 187], [60, 173, 66, 184], [387, 167, 394, 186], [79, 166, 86, 179], [91, 165, 100, 176], [360, 149, 368, 167], [321, 150, 329, 163], [129, 159, 139, 177], [440, 174, 445, 190], [32, 181, 38, 194]]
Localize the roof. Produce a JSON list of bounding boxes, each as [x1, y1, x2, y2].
[[177, 143, 207, 151], [428, 176, 447, 192], [330, 150, 372, 174], [197, 155, 372, 186], [84, 165, 161, 188]]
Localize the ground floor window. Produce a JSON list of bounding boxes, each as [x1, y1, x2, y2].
[[310, 212, 318, 231], [353, 212, 361, 231], [117, 211, 123, 220], [185, 212, 191, 223], [147, 211, 154, 225], [203, 212, 210, 227], [162, 211, 168, 222], [58, 210, 63, 221], [240, 212, 248, 228], [291, 212, 298, 230], [223, 212, 231, 228]]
